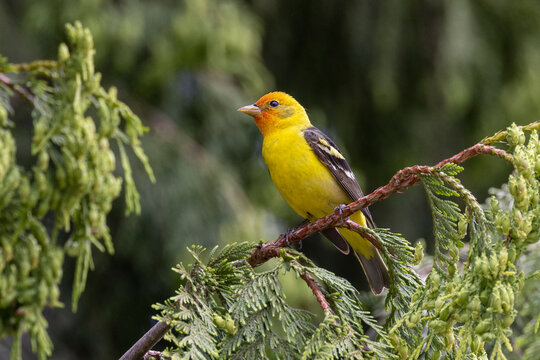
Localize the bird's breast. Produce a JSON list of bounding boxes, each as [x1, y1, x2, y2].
[[262, 127, 350, 219]]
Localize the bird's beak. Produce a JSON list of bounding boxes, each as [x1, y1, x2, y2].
[[237, 104, 261, 116]]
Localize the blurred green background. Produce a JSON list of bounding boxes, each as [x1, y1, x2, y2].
[[1, 0, 539, 358]]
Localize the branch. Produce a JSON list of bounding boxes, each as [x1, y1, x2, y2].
[[247, 143, 511, 267], [120, 272, 196, 359], [119, 321, 170, 360], [341, 219, 387, 253], [481, 121, 539, 145], [299, 269, 334, 315], [299, 269, 339, 326]]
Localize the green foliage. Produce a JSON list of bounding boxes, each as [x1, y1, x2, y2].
[[155, 123, 539, 359], [382, 124, 539, 359], [4, 2, 274, 355], [0, 22, 152, 359], [509, 242, 540, 360], [11, 0, 271, 100], [153, 244, 394, 359]]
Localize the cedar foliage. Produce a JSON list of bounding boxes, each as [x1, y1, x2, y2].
[[0, 22, 154, 359], [152, 124, 539, 359], [153, 245, 393, 359]]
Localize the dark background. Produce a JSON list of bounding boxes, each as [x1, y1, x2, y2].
[[1, 0, 537, 358]]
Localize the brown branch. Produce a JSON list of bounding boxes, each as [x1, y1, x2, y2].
[[300, 270, 335, 318], [119, 321, 170, 360], [121, 272, 196, 359], [247, 143, 511, 267], [341, 219, 385, 252]]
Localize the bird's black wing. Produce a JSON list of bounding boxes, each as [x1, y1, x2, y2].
[[303, 127, 375, 228], [321, 228, 350, 254]]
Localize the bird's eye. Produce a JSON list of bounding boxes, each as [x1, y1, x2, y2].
[[269, 100, 279, 107]]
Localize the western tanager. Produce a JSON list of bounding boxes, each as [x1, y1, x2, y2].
[[238, 91, 390, 294]]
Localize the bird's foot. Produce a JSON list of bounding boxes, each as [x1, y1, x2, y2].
[[334, 204, 346, 221], [283, 228, 294, 247], [282, 219, 310, 248]]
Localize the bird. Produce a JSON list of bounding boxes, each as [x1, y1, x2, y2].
[[238, 91, 390, 294]]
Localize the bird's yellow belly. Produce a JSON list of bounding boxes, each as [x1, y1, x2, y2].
[[262, 127, 373, 258], [262, 128, 350, 220]]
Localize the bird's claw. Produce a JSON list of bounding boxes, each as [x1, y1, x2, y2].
[[284, 232, 302, 249], [334, 204, 346, 221], [282, 228, 294, 247], [282, 219, 310, 248]]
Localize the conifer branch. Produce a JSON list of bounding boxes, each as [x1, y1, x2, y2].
[[119, 321, 170, 360], [299, 270, 334, 315], [0, 22, 155, 360], [341, 219, 385, 252], [248, 143, 510, 267], [126, 124, 536, 359], [481, 120, 539, 144]]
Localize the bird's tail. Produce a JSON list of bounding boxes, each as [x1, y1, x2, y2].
[[354, 249, 390, 295]]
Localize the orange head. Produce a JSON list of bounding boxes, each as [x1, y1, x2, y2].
[[237, 91, 311, 136]]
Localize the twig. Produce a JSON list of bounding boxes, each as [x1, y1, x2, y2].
[[481, 121, 539, 145], [119, 321, 170, 360], [341, 219, 388, 254], [247, 144, 511, 267], [120, 269, 196, 359], [299, 270, 334, 315]]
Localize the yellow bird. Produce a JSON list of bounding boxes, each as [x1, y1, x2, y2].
[[238, 91, 390, 294]]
